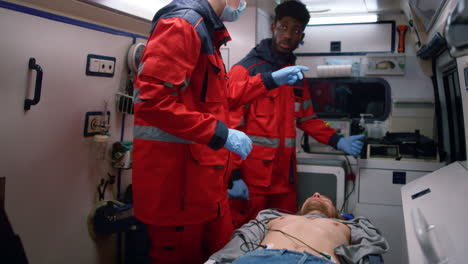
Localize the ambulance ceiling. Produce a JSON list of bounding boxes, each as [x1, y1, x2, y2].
[[298, 0, 402, 14]]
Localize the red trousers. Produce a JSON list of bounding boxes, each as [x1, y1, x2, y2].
[[229, 192, 297, 229], [146, 212, 233, 264]]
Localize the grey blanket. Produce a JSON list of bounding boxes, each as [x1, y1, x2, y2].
[[208, 209, 389, 264]]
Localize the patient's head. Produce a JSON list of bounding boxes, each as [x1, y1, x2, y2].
[[299, 192, 339, 218]]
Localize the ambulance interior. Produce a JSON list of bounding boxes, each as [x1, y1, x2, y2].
[[1, 0, 467, 263]]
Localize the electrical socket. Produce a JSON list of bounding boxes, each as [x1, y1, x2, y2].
[[99, 59, 115, 74], [86, 54, 116, 77]]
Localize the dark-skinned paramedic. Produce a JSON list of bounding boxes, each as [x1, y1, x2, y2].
[[132, 0, 310, 263], [227, 0, 365, 229]]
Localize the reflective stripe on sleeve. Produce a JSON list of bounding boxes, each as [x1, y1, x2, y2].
[[137, 62, 145, 76], [133, 88, 142, 104], [285, 138, 296, 148], [302, 99, 312, 110], [134, 125, 193, 144], [297, 114, 317, 123], [295, 102, 301, 112], [249, 135, 280, 148]]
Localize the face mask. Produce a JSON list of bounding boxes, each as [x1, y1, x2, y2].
[[220, 0, 247, 22]]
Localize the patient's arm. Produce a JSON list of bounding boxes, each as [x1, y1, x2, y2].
[[207, 219, 268, 263], [207, 209, 284, 264], [334, 217, 389, 264]]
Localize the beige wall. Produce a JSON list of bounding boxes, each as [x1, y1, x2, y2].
[[5, 0, 152, 35]]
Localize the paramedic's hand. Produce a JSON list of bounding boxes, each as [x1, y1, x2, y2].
[[228, 179, 249, 200], [272, 66, 310, 86], [224, 129, 252, 160], [337, 135, 365, 157]]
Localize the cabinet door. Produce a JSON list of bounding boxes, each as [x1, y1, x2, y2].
[[355, 203, 409, 264], [359, 169, 428, 206]]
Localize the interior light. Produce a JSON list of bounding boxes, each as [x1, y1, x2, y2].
[[308, 14, 378, 25]]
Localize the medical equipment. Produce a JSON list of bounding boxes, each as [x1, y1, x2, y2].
[[127, 42, 145, 74], [87, 200, 139, 239], [112, 141, 132, 169], [115, 43, 146, 115], [301, 119, 351, 155], [92, 101, 111, 160], [365, 131, 438, 161]]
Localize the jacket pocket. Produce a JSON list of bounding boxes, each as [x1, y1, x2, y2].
[[242, 145, 276, 188], [254, 89, 279, 117], [189, 143, 227, 165], [186, 144, 228, 204]]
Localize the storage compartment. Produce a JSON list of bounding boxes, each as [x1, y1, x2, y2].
[[390, 98, 435, 139], [359, 168, 428, 206]]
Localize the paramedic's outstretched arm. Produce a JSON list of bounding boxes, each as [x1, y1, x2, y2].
[[134, 18, 227, 149], [272, 66, 309, 85], [227, 65, 309, 110]]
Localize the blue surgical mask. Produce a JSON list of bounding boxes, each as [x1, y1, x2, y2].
[[220, 0, 247, 22]]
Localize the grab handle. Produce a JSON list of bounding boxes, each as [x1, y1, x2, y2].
[[24, 58, 43, 110]]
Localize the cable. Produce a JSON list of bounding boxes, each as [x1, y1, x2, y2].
[[239, 219, 269, 253], [340, 180, 355, 213], [341, 155, 355, 213], [267, 228, 332, 261]]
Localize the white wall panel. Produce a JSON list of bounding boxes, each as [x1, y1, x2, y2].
[[0, 7, 136, 264], [296, 23, 394, 54]]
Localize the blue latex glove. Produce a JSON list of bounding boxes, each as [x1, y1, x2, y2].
[[228, 178, 249, 200], [224, 129, 252, 160], [272, 65, 310, 86], [337, 134, 365, 157]]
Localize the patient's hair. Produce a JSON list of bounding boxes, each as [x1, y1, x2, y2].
[[274, 0, 311, 29]]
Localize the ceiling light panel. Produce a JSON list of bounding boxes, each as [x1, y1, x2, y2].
[[302, 0, 367, 14]]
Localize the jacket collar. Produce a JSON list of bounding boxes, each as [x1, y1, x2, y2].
[[151, 0, 230, 46]]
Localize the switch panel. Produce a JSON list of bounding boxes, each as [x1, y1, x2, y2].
[[86, 54, 116, 77]]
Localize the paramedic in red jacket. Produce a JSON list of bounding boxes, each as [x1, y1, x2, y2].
[[132, 0, 310, 263], [227, 0, 365, 228]]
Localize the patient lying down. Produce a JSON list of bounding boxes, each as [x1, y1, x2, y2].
[[207, 193, 389, 264]]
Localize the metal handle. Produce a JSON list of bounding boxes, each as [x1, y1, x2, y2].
[[24, 58, 43, 110]]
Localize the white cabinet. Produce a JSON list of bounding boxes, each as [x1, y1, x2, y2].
[[356, 159, 444, 264], [359, 168, 429, 206]]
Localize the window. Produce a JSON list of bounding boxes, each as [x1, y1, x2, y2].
[[307, 77, 391, 121]]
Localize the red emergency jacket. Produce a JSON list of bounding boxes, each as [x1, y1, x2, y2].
[[229, 39, 342, 194], [132, 1, 277, 226]]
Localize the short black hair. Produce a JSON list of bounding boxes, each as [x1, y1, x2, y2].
[[274, 0, 310, 29]]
